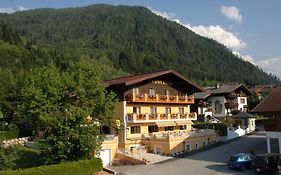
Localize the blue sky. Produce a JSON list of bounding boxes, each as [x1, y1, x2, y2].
[[1, 0, 281, 79]]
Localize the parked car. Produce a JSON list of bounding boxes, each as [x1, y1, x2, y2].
[[253, 153, 281, 174], [227, 153, 255, 171]]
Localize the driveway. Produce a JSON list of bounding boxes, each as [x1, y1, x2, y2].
[[112, 132, 278, 175]]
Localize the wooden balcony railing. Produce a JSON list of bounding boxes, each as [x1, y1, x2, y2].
[[125, 94, 194, 104], [127, 112, 197, 123]]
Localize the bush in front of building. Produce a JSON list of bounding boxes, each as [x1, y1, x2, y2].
[[193, 122, 227, 136], [0, 158, 102, 175]]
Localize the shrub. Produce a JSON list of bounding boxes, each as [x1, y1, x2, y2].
[[0, 130, 20, 139], [0, 140, 19, 170], [0, 158, 102, 175]]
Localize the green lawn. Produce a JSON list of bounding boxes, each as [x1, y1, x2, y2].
[[14, 145, 44, 169]]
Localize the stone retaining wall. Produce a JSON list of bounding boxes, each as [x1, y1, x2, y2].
[[2, 137, 30, 147]]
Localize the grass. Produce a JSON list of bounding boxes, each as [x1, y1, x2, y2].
[[14, 145, 44, 169]]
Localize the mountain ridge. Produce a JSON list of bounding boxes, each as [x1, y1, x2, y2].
[[0, 4, 279, 85]]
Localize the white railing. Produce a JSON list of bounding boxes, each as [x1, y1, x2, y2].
[[146, 129, 216, 140]]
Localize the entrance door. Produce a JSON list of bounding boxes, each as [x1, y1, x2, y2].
[[98, 149, 111, 167]]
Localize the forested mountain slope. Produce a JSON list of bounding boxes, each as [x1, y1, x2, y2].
[[0, 4, 279, 85]]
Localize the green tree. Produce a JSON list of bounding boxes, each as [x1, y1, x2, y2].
[[18, 60, 116, 164], [0, 138, 18, 170]]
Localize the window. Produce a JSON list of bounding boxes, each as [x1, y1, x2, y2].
[[148, 125, 159, 133], [165, 107, 171, 115], [133, 106, 141, 114], [149, 88, 156, 96], [133, 88, 139, 95], [165, 90, 170, 95], [179, 125, 186, 130], [130, 126, 141, 134], [150, 107, 157, 114], [240, 98, 246, 104], [165, 126, 174, 131], [179, 107, 184, 114]]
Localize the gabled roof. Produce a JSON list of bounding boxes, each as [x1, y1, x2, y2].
[[104, 69, 204, 92], [194, 91, 211, 100], [211, 84, 252, 96], [233, 112, 255, 118], [252, 86, 281, 113]]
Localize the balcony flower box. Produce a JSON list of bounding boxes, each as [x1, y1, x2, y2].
[[148, 95, 156, 99], [138, 114, 146, 119], [179, 96, 186, 101], [171, 114, 178, 118], [169, 96, 176, 100], [160, 95, 168, 100], [189, 112, 197, 118], [188, 96, 194, 100], [180, 113, 186, 118], [137, 94, 145, 99], [149, 114, 157, 118]]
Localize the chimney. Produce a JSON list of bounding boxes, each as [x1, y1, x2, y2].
[[216, 84, 220, 89]]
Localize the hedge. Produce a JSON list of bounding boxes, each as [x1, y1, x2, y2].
[[0, 158, 102, 175], [0, 130, 20, 139], [193, 122, 228, 136]]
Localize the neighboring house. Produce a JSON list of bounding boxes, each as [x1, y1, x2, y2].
[[103, 70, 216, 161], [195, 84, 252, 122], [252, 86, 281, 153], [232, 112, 255, 132]]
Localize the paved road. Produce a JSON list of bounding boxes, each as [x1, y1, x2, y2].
[[113, 132, 278, 175]]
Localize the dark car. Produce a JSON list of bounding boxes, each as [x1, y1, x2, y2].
[[253, 153, 281, 174], [227, 153, 255, 171]]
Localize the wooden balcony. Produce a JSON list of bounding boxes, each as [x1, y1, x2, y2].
[[126, 112, 197, 123], [125, 94, 194, 104], [225, 102, 238, 109]]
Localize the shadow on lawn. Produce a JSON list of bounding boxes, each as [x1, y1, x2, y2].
[[14, 146, 44, 169]]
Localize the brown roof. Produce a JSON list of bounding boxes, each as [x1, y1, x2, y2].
[[211, 84, 252, 96], [233, 112, 255, 118], [104, 69, 204, 92], [252, 87, 281, 113]]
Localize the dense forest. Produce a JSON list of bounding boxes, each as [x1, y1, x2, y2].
[[0, 22, 127, 120], [0, 4, 279, 85]]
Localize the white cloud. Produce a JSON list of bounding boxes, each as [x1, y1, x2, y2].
[[0, 5, 28, 14], [17, 5, 28, 12], [150, 8, 246, 51], [256, 56, 281, 79], [220, 6, 242, 24], [230, 52, 281, 79], [233, 51, 254, 64], [0, 7, 14, 14], [149, 8, 175, 20], [185, 24, 247, 50]]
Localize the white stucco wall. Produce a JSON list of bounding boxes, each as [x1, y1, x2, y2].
[[237, 97, 247, 112]]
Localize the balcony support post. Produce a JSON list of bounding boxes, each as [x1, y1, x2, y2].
[[266, 137, 271, 153]]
